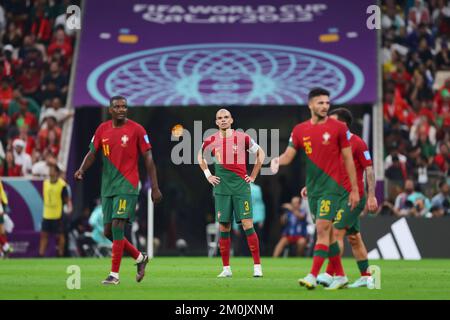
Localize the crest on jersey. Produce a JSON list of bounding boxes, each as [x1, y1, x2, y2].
[[121, 134, 129, 147], [322, 132, 331, 145], [232, 144, 238, 154]]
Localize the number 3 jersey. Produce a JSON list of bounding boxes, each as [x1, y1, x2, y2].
[[202, 130, 259, 195], [288, 117, 350, 198], [89, 119, 151, 197]]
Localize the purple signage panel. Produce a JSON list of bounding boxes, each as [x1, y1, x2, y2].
[[2, 178, 56, 257], [74, 0, 377, 107]]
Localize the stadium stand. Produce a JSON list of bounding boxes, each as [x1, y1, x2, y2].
[[0, 0, 76, 178], [380, 0, 450, 218]]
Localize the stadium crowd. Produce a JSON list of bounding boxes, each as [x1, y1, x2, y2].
[[0, 0, 75, 178], [380, 0, 450, 217]]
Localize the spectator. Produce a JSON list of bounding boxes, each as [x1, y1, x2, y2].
[[431, 0, 450, 32], [416, 130, 436, 165], [15, 123, 35, 155], [410, 115, 437, 146], [272, 196, 309, 257], [431, 181, 450, 216], [385, 147, 408, 170], [18, 34, 46, 62], [11, 96, 38, 132], [30, 6, 52, 44], [37, 112, 61, 153], [31, 148, 55, 178], [0, 104, 10, 143], [393, 179, 417, 216], [434, 142, 450, 173], [435, 41, 450, 70], [47, 28, 73, 61], [54, 0, 77, 37], [407, 184, 432, 217], [2, 150, 20, 176], [2, 22, 23, 48], [11, 138, 31, 176], [382, 0, 406, 31], [3, 45, 20, 78], [407, 0, 431, 32], [0, 77, 13, 111], [42, 61, 68, 97], [17, 59, 43, 102], [386, 154, 408, 183], [8, 88, 40, 119]]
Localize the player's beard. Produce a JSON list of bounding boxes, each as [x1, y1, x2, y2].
[[314, 111, 327, 121]]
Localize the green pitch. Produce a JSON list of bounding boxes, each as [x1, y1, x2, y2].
[[1, 257, 449, 300]]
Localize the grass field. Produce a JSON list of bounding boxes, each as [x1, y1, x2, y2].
[[1, 257, 449, 300]]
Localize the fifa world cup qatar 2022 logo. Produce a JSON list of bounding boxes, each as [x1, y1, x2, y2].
[[87, 43, 364, 107]]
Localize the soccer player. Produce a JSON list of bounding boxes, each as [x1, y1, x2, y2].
[[74, 95, 163, 285], [271, 88, 360, 290], [0, 178, 13, 257], [315, 107, 378, 288], [39, 163, 72, 257], [198, 109, 265, 278]]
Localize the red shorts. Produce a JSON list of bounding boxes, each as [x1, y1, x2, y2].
[[285, 235, 305, 244]]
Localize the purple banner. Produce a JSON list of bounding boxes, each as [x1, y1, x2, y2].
[[74, 0, 377, 107], [2, 178, 56, 257]]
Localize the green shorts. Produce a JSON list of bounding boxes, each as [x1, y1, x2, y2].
[[308, 194, 342, 222], [333, 193, 366, 234], [102, 194, 138, 224], [214, 193, 252, 224]]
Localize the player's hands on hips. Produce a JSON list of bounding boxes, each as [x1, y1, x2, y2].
[[367, 196, 378, 213], [348, 190, 360, 211], [151, 187, 163, 204], [207, 175, 220, 186], [300, 187, 308, 199], [74, 169, 84, 181], [270, 157, 279, 174], [245, 175, 255, 183]]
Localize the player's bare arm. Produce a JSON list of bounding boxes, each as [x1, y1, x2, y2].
[[341, 146, 360, 210], [246, 146, 265, 183], [270, 146, 296, 174], [197, 149, 220, 186], [143, 150, 163, 204], [365, 166, 378, 212], [74, 150, 96, 180]]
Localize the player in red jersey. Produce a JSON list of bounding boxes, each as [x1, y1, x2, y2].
[[74, 96, 162, 285], [271, 88, 360, 290], [314, 107, 378, 288], [198, 109, 265, 278]]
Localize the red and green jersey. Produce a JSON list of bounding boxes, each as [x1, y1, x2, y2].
[[289, 117, 350, 198], [89, 119, 151, 197], [202, 130, 258, 195], [341, 133, 373, 197]]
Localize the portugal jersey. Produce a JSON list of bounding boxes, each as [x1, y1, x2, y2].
[[202, 130, 258, 195], [289, 117, 350, 198], [89, 119, 151, 197], [341, 133, 373, 197]]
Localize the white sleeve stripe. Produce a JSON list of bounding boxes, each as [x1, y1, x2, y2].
[[248, 139, 259, 154]]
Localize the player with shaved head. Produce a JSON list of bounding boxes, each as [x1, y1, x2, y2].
[[198, 108, 266, 277]]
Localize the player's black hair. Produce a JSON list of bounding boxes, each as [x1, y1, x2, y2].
[[110, 95, 127, 107], [329, 107, 353, 127], [308, 87, 330, 101]]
